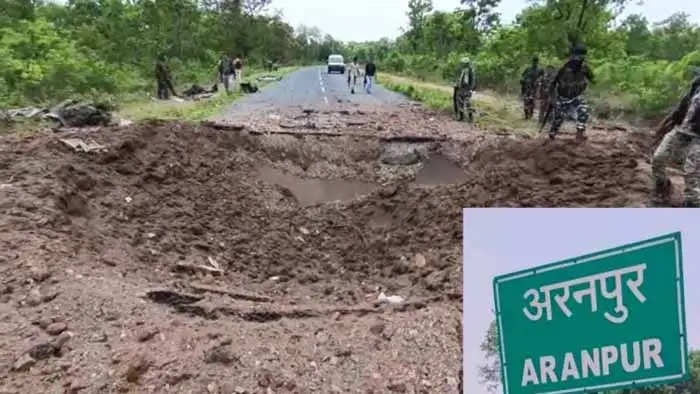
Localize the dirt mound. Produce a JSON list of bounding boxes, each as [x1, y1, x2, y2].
[[455, 129, 653, 207], [0, 120, 461, 393], [0, 108, 658, 392]]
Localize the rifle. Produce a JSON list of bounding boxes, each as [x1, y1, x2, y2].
[[652, 112, 678, 149], [539, 99, 553, 133]]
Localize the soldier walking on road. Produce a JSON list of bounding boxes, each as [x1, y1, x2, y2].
[[155, 54, 177, 100], [348, 57, 360, 94], [521, 56, 544, 120], [650, 73, 700, 207], [545, 44, 594, 141], [365, 58, 377, 94]]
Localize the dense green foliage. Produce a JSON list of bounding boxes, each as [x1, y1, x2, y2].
[[3, 0, 700, 120], [342, 0, 700, 119], [0, 0, 321, 107]]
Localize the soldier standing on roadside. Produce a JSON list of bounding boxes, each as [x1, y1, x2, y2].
[[453, 57, 476, 122], [218, 54, 235, 94], [520, 56, 544, 120], [155, 54, 178, 100]]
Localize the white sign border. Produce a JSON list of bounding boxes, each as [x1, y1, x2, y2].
[[493, 234, 688, 394]]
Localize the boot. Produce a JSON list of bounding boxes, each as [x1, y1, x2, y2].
[[650, 179, 673, 207], [576, 128, 587, 141]]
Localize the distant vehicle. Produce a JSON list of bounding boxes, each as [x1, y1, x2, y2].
[[327, 55, 345, 74]]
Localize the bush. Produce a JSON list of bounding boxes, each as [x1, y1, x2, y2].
[[0, 18, 120, 106], [382, 51, 408, 73], [593, 51, 700, 118]]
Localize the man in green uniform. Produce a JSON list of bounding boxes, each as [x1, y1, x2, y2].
[[520, 56, 544, 120], [218, 54, 234, 93], [454, 57, 476, 122], [155, 54, 177, 100]]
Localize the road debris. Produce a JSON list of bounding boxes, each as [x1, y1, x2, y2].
[[12, 354, 36, 372], [174, 261, 224, 276], [378, 292, 405, 305], [414, 253, 427, 268], [45, 322, 67, 336], [190, 283, 272, 303], [256, 75, 282, 82], [124, 354, 151, 383], [145, 290, 203, 305], [59, 138, 107, 153], [48, 100, 113, 127]]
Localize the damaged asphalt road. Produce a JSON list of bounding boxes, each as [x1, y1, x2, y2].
[[0, 63, 663, 393], [212, 66, 408, 123]]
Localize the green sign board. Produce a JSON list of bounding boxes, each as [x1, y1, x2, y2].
[[493, 233, 689, 394]]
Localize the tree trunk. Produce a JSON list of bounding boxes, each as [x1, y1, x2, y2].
[[577, 0, 590, 30]]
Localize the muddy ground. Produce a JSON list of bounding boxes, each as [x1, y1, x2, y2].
[[0, 101, 667, 394]]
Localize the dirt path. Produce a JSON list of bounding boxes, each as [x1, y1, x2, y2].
[[0, 98, 664, 393]]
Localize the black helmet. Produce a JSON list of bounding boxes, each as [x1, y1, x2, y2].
[[571, 44, 587, 57], [533, 56, 539, 63]]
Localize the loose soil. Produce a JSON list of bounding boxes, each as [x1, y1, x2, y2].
[[0, 101, 668, 394]]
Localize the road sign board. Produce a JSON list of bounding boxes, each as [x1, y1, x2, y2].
[[493, 233, 689, 394]]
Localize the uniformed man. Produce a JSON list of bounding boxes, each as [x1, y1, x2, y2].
[[155, 54, 177, 100], [218, 54, 235, 93], [520, 56, 544, 120], [454, 57, 476, 122], [233, 56, 244, 90], [650, 73, 700, 207], [547, 44, 594, 141], [348, 56, 360, 94]]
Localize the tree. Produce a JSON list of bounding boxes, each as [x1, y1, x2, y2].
[[618, 14, 652, 57], [461, 0, 501, 33], [650, 13, 700, 61], [406, 0, 433, 51], [526, 0, 633, 47], [241, 0, 271, 14], [479, 319, 501, 392]]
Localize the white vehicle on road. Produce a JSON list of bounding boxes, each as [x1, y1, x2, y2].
[[327, 55, 345, 74]]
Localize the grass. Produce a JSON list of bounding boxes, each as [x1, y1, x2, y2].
[[117, 66, 298, 122], [0, 117, 47, 137], [379, 73, 540, 136]]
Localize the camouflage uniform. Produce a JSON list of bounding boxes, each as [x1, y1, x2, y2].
[[651, 76, 700, 207], [520, 58, 543, 119], [549, 46, 594, 140], [155, 57, 177, 100], [538, 66, 557, 124], [454, 59, 476, 121]]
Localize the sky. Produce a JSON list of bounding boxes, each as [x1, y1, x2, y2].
[[265, 0, 700, 42], [463, 209, 700, 394]]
